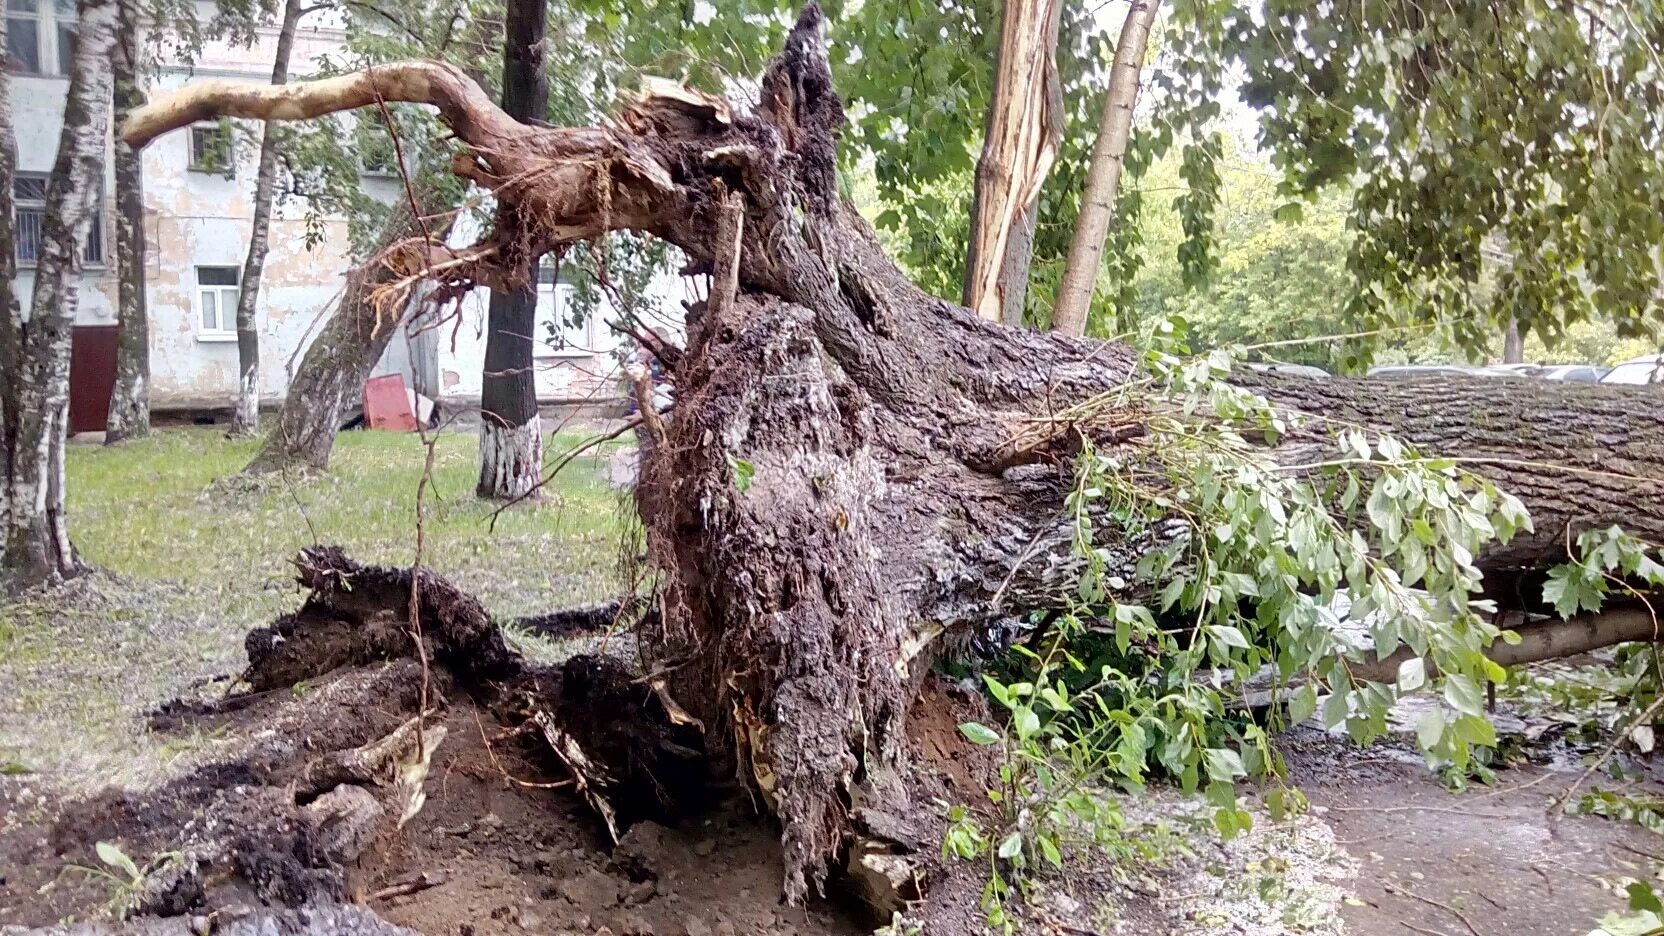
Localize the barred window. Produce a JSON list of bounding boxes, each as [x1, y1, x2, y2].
[[14, 172, 103, 265]]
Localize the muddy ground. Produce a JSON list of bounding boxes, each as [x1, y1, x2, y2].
[[2, 566, 1660, 936], [2, 655, 1658, 935]]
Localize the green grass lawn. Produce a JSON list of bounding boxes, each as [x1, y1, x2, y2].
[[0, 426, 630, 784]]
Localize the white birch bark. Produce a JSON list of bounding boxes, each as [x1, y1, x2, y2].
[[2, 0, 118, 587]]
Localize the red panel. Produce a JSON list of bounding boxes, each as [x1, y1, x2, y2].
[[69, 326, 119, 434], [363, 373, 419, 432]]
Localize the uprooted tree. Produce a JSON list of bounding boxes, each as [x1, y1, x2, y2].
[[124, 5, 1664, 902]]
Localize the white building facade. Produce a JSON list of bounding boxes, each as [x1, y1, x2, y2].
[[7, 1, 682, 431]]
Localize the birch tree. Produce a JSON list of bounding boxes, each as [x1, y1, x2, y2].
[[2, 0, 118, 588], [1050, 0, 1160, 337], [229, 0, 309, 437], [105, 0, 151, 443], [0, 13, 20, 537]]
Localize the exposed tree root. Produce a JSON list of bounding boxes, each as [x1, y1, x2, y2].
[[122, 1, 1664, 906]]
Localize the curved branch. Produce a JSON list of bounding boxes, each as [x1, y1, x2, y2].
[[122, 60, 519, 149]]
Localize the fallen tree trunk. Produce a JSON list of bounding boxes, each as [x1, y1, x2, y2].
[[123, 4, 1664, 901], [242, 190, 453, 475]]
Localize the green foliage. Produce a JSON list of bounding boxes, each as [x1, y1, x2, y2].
[[1057, 328, 1530, 770], [1107, 142, 1355, 362], [944, 661, 1138, 933], [1146, 0, 1664, 355], [1592, 878, 1664, 936], [67, 842, 182, 920], [1544, 526, 1664, 619]]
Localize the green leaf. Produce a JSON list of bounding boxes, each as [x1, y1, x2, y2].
[[1013, 706, 1040, 742], [1287, 684, 1319, 725], [1206, 624, 1252, 650], [1415, 707, 1447, 750], [1396, 657, 1427, 693], [1443, 674, 1485, 718], [1321, 689, 1349, 729], [1629, 881, 1664, 915], [1037, 834, 1062, 869], [1272, 202, 1305, 223], [996, 830, 1023, 860], [729, 457, 755, 493], [1542, 563, 1606, 618], [96, 842, 142, 883], [1203, 747, 1246, 782], [958, 722, 1001, 746]]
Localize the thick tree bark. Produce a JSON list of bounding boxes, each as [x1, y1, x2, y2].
[[121, 6, 1664, 898], [3, 0, 117, 588], [475, 0, 547, 500], [1050, 0, 1160, 337], [242, 192, 452, 475], [230, 0, 306, 438], [0, 13, 21, 537], [962, 0, 1062, 326], [106, 0, 150, 444]]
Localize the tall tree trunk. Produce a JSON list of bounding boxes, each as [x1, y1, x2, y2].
[[105, 0, 150, 444], [1050, 0, 1160, 337], [962, 0, 1063, 326], [1503, 317, 1525, 364], [0, 13, 20, 538], [475, 0, 547, 500], [229, 0, 306, 438], [3, 0, 117, 588], [122, 13, 1664, 900], [242, 191, 452, 475]]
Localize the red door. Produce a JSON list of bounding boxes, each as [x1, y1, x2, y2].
[[69, 326, 119, 434]]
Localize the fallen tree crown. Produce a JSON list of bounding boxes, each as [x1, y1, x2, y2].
[[124, 2, 1664, 903]]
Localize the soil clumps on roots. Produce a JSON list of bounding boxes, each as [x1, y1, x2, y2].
[[0, 548, 1000, 935]]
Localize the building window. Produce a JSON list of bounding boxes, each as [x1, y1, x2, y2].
[[196, 266, 241, 339], [189, 122, 235, 176], [356, 118, 397, 176], [535, 263, 592, 357], [4, 0, 75, 76], [14, 171, 103, 266]]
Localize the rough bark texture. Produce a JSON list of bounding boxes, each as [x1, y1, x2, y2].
[[230, 0, 306, 438], [961, 0, 1063, 326], [0, 10, 21, 536], [121, 4, 1664, 899], [3, 0, 117, 588], [475, 0, 547, 500], [1050, 0, 1160, 337], [106, 0, 151, 444], [241, 193, 451, 475]]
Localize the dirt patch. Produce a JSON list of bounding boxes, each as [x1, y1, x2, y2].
[[0, 661, 863, 936], [1282, 726, 1662, 936]]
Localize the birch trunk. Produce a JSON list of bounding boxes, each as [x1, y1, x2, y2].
[[105, 0, 150, 444], [1050, 0, 1159, 337], [1503, 318, 1525, 364], [0, 12, 20, 537], [229, 0, 305, 438], [475, 0, 547, 500], [962, 0, 1063, 326], [3, 0, 117, 588]]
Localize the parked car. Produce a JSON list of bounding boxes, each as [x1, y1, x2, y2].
[[1600, 356, 1664, 385], [1487, 362, 1607, 381], [1246, 362, 1330, 378], [1366, 364, 1516, 378]]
